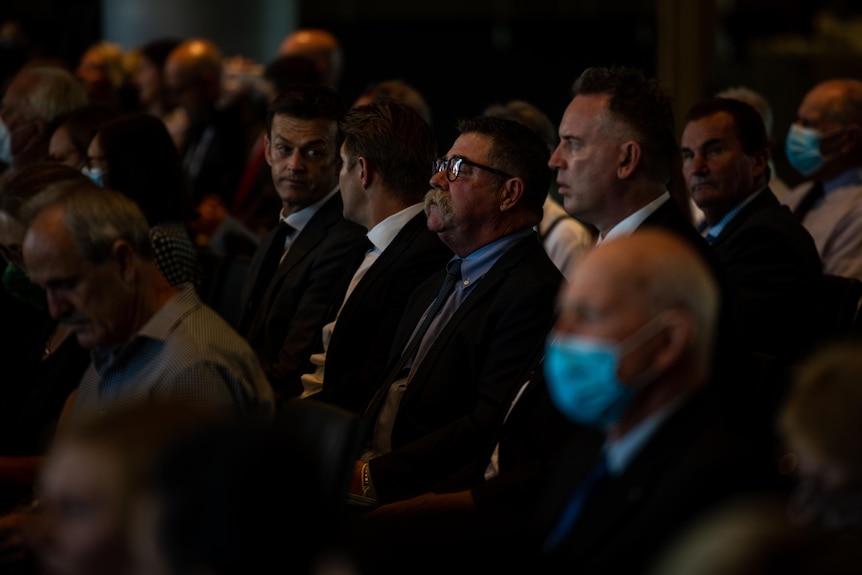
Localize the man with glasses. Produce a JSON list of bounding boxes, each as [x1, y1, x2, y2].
[[349, 115, 564, 512]]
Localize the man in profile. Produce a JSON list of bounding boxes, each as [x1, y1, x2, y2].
[[303, 97, 452, 412]]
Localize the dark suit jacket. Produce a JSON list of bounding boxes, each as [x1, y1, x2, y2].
[[314, 211, 453, 413], [637, 197, 763, 393], [368, 232, 565, 502], [709, 188, 823, 362], [238, 192, 366, 398], [528, 388, 782, 575], [182, 101, 251, 207]]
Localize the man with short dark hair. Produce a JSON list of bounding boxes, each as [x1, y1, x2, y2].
[[237, 84, 366, 401], [550, 66, 742, 383], [303, 97, 452, 411], [681, 96, 822, 363]]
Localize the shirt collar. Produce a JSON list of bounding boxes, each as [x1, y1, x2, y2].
[[604, 396, 684, 475], [599, 192, 670, 245], [704, 187, 766, 239], [458, 227, 534, 288], [824, 166, 862, 195], [367, 203, 424, 252], [280, 186, 339, 233]]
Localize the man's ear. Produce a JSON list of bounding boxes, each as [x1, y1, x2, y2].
[[618, 140, 643, 180], [751, 148, 769, 181], [111, 239, 137, 284], [651, 309, 695, 372], [358, 156, 373, 189], [499, 177, 525, 212], [263, 133, 273, 166]]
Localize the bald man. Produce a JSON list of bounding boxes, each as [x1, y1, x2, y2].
[[782, 79, 862, 280], [529, 229, 780, 574], [164, 38, 252, 209], [279, 28, 342, 90]]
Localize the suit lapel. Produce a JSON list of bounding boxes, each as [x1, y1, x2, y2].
[[400, 236, 543, 400], [245, 192, 344, 341], [709, 188, 777, 248]]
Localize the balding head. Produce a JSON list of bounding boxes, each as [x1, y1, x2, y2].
[[164, 38, 223, 125], [549, 229, 718, 434], [792, 79, 862, 180], [278, 28, 342, 89]]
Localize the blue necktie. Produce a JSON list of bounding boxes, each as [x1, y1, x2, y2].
[[362, 258, 463, 421], [543, 455, 609, 552]]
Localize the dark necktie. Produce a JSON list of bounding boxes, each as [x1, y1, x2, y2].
[[362, 258, 463, 421], [793, 181, 824, 222], [239, 221, 292, 334], [705, 232, 717, 245], [543, 454, 609, 552]]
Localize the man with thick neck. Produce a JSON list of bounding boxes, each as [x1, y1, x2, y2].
[[237, 84, 365, 400], [351, 116, 564, 505], [782, 79, 862, 280], [22, 183, 274, 423]]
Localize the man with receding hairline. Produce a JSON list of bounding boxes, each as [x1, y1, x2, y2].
[[530, 228, 780, 574], [782, 78, 862, 280], [279, 28, 342, 90], [164, 38, 250, 211]]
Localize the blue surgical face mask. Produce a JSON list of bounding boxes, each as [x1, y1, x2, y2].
[[82, 165, 104, 187], [0, 117, 12, 166], [785, 124, 843, 178], [544, 315, 666, 429]]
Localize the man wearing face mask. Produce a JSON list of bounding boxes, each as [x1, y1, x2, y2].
[[529, 229, 782, 574], [782, 79, 862, 280]]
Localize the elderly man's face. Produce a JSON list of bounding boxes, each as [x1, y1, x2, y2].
[[23, 205, 134, 349], [553, 246, 662, 385]]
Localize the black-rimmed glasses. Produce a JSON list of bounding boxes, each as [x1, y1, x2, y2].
[[433, 156, 513, 182]]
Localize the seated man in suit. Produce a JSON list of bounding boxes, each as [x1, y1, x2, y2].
[[548, 66, 748, 387], [301, 97, 452, 411], [531, 229, 781, 574], [680, 97, 823, 364], [237, 84, 366, 401], [350, 116, 565, 503]]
